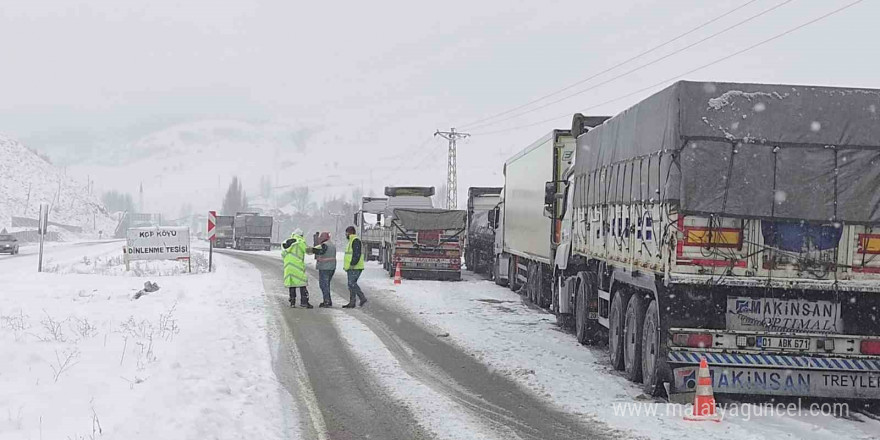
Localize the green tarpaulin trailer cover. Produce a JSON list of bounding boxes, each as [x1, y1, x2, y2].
[[574, 80, 880, 224], [393, 209, 467, 231]]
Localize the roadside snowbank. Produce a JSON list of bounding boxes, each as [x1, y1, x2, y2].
[[0, 243, 296, 439], [360, 265, 880, 440]]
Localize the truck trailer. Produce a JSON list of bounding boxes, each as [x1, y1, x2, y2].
[[356, 196, 388, 262], [380, 187, 465, 280], [491, 128, 586, 308], [233, 212, 273, 251], [465, 187, 502, 275], [500, 81, 880, 400]]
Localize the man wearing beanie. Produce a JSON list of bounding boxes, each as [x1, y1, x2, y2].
[[311, 231, 337, 308]]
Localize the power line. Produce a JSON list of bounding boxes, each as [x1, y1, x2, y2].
[[464, 0, 795, 132], [470, 0, 864, 137], [456, 0, 761, 130], [372, 135, 438, 185]]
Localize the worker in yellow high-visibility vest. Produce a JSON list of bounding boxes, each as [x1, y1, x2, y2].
[[282, 228, 313, 309], [342, 226, 367, 308]]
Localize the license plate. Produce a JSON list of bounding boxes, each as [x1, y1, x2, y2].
[[758, 337, 811, 350], [371, 249, 379, 256]]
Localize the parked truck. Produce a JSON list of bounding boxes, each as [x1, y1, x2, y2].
[[497, 81, 880, 400], [233, 212, 273, 251], [355, 196, 388, 262], [491, 127, 586, 308], [214, 215, 235, 248], [380, 187, 466, 280], [465, 187, 502, 276]]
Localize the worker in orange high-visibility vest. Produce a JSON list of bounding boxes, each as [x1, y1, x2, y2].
[[342, 226, 367, 308]]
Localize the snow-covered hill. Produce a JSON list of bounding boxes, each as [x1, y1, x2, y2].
[[71, 119, 375, 216], [0, 134, 116, 235]]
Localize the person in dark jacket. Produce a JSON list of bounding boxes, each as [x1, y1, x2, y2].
[[311, 232, 337, 308], [342, 226, 367, 308]]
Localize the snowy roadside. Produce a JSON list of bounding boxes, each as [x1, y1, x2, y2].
[[0, 243, 297, 439], [359, 264, 880, 440]]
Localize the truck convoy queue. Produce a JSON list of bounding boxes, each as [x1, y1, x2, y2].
[[335, 80, 880, 402], [204, 80, 880, 402]]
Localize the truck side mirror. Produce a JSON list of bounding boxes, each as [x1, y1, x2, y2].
[[488, 209, 496, 228], [353, 213, 359, 226]]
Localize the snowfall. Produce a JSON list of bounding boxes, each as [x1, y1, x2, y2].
[[2, 241, 880, 439]]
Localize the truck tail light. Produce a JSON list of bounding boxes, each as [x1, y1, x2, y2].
[[672, 333, 713, 348], [857, 234, 880, 254], [861, 340, 880, 355], [682, 227, 742, 249]]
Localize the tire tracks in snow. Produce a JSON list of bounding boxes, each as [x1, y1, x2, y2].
[[318, 266, 619, 440]]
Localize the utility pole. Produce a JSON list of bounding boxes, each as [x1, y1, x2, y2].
[[434, 128, 469, 209], [328, 211, 347, 245]]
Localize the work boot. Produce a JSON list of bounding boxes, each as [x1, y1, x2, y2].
[[289, 302, 296, 308], [359, 298, 368, 307], [342, 303, 356, 309], [318, 302, 332, 308], [301, 302, 314, 309]]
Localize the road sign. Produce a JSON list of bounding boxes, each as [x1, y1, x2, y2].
[[207, 210, 217, 241], [125, 226, 191, 261], [207, 210, 216, 273], [38, 203, 49, 272]]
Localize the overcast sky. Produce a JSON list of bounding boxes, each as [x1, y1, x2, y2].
[[1, 0, 877, 207]]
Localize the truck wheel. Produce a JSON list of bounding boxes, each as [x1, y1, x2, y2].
[[576, 273, 601, 344], [608, 291, 629, 371], [508, 256, 520, 292], [624, 293, 646, 383], [641, 299, 668, 396], [532, 263, 548, 308], [525, 262, 537, 304]]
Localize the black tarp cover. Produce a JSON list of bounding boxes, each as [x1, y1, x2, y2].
[[393, 209, 467, 231], [575, 81, 880, 223]]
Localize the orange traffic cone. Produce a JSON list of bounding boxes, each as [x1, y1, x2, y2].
[[683, 356, 721, 422], [394, 262, 402, 285]]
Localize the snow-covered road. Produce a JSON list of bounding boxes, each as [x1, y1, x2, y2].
[[356, 264, 880, 440], [4, 242, 879, 439], [225, 249, 618, 440]]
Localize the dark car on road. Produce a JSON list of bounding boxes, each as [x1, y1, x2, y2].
[[0, 235, 19, 255]]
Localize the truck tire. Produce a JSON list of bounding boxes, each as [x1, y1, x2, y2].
[[608, 291, 629, 371], [533, 263, 548, 308], [624, 293, 646, 383], [576, 273, 601, 344], [508, 256, 521, 292], [641, 299, 668, 396], [526, 262, 538, 304]]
